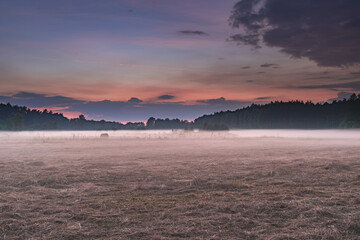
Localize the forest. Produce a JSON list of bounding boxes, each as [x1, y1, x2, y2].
[[0, 103, 145, 131], [1, 93, 359, 131], [193, 93, 360, 129], [148, 93, 360, 130]]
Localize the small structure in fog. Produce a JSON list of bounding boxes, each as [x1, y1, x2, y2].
[[100, 133, 109, 138]]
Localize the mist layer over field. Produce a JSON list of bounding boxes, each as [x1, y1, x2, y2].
[[1, 129, 360, 140], [1, 130, 359, 239]]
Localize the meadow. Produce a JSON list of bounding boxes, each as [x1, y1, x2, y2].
[[0, 130, 359, 239]]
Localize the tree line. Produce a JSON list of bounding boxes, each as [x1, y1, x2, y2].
[[0, 103, 145, 131], [1, 93, 359, 131], [146, 93, 360, 130]]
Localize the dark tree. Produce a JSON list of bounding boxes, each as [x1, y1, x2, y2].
[[0, 103, 127, 131], [194, 93, 360, 129], [146, 117, 156, 129], [7, 113, 24, 131]]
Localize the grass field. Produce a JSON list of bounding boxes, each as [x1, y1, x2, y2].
[[0, 130, 359, 239]]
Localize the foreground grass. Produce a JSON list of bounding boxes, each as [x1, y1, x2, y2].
[[0, 135, 359, 239]]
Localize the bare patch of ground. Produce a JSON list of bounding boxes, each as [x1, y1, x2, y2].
[[0, 133, 359, 239]]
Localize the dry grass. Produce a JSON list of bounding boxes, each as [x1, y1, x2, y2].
[[0, 133, 359, 239]]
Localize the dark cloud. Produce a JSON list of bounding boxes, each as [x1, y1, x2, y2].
[[296, 81, 360, 91], [260, 63, 278, 68], [197, 97, 251, 106], [338, 77, 355, 81], [0, 91, 84, 108], [197, 97, 227, 105], [350, 72, 360, 75], [255, 96, 272, 100], [70, 97, 251, 121], [178, 30, 209, 36], [73, 101, 249, 122], [327, 92, 354, 102], [241, 66, 251, 69], [157, 94, 175, 100], [305, 76, 332, 80], [127, 97, 142, 104], [229, 0, 360, 67]]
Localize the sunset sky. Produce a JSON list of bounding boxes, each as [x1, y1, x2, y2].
[[1, 0, 359, 121]]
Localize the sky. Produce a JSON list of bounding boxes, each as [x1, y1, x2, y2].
[[0, 0, 359, 121]]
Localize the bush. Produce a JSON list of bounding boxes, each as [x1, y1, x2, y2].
[[6, 113, 24, 131], [338, 120, 360, 129], [200, 123, 229, 131]]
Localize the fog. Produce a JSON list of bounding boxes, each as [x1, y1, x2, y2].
[[1, 129, 360, 140]]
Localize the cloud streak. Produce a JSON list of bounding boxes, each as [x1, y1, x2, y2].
[[178, 30, 209, 36], [128, 97, 143, 104], [260, 64, 279, 68], [255, 96, 272, 100], [157, 95, 175, 100], [0, 92, 84, 108], [296, 81, 360, 91]]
